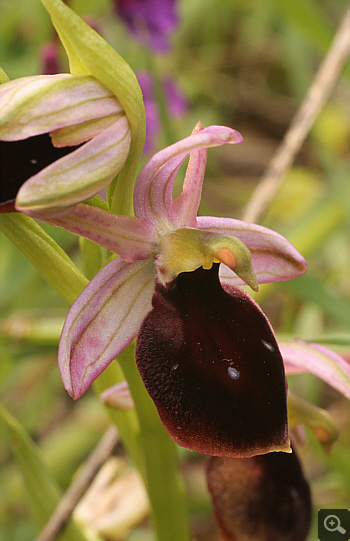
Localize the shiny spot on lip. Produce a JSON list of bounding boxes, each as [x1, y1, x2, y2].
[[228, 367, 240, 380], [262, 340, 275, 352]]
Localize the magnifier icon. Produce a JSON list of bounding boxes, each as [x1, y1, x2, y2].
[[324, 514, 346, 534]]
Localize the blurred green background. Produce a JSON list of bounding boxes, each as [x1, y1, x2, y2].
[[0, 0, 349, 540]]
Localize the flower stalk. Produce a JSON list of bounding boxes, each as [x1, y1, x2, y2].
[[119, 348, 191, 541]]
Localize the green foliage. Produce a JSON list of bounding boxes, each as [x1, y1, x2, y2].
[[0, 404, 94, 541]]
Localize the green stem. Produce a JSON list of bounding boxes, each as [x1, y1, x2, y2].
[[0, 213, 88, 304], [93, 361, 145, 478], [145, 51, 177, 148], [119, 346, 191, 541], [94, 351, 191, 541]]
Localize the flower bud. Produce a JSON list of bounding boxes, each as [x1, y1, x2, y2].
[[74, 458, 149, 540], [0, 74, 130, 218]]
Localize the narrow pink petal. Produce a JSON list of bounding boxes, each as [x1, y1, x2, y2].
[[169, 122, 208, 227], [133, 125, 242, 226], [46, 204, 157, 261], [197, 216, 307, 285], [99, 381, 134, 410], [59, 258, 156, 399], [281, 340, 350, 398], [15, 116, 131, 218], [0, 74, 122, 140]]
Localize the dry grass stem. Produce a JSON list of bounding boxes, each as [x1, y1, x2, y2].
[[243, 8, 350, 224], [35, 426, 119, 541]]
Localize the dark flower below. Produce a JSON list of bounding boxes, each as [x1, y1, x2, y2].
[[136, 264, 290, 457], [207, 448, 312, 541]]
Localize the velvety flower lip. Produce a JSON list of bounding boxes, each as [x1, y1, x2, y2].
[[207, 448, 312, 541], [53, 123, 306, 412], [0, 74, 131, 218], [136, 265, 290, 457]]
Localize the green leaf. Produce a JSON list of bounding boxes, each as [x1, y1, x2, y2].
[[283, 272, 350, 328], [118, 346, 191, 541], [41, 0, 146, 216], [288, 392, 338, 455], [271, 0, 333, 54], [0, 213, 88, 304], [0, 403, 91, 541]]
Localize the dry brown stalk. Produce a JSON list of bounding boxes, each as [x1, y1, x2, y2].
[[242, 9, 350, 224], [35, 426, 119, 541]]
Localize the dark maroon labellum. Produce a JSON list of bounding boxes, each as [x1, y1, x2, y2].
[[136, 265, 289, 457], [207, 448, 312, 541]]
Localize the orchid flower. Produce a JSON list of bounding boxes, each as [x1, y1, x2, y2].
[[0, 0, 146, 218], [46, 122, 307, 458], [40, 41, 61, 75], [0, 74, 131, 218], [207, 448, 312, 541], [114, 0, 179, 52]]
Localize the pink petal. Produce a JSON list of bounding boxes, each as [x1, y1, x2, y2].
[[133, 125, 242, 226], [281, 340, 350, 398], [15, 116, 131, 218], [0, 74, 122, 140], [46, 203, 157, 261], [169, 122, 208, 227], [59, 258, 156, 399], [197, 216, 307, 284], [99, 381, 134, 410]]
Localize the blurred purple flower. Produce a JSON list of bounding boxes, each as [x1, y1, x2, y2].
[[114, 0, 179, 51], [137, 71, 188, 152], [40, 42, 61, 75]]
